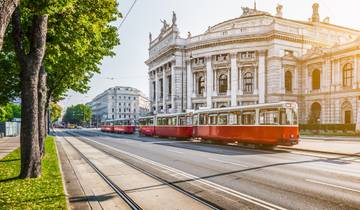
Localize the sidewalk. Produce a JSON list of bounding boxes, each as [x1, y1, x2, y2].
[[0, 136, 20, 159], [301, 135, 360, 141], [279, 139, 360, 156], [56, 133, 211, 210]]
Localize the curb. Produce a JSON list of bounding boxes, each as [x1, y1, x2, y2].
[[53, 133, 71, 210], [278, 147, 360, 157]]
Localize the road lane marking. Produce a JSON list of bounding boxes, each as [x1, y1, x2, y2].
[[166, 149, 184, 154], [75, 134, 286, 210], [305, 179, 360, 193], [208, 158, 248, 167]]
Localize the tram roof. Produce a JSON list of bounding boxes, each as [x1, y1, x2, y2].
[[193, 101, 297, 114]]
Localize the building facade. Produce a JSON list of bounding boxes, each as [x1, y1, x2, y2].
[[146, 3, 360, 129], [87, 86, 150, 124]]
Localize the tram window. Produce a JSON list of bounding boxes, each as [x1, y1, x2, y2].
[[279, 108, 297, 125], [179, 116, 187, 125], [259, 109, 279, 125], [280, 109, 287, 125], [187, 116, 192, 125], [193, 115, 199, 125], [199, 114, 207, 125], [209, 115, 217, 125], [148, 119, 153, 125], [242, 111, 255, 125], [157, 118, 162, 125], [234, 112, 241, 125], [218, 114, 228, 125]]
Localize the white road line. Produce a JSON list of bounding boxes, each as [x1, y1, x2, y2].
[[306, 179, 360, 194], [76, 134, 286, 210], [208, 158, 248, 167], [166, 149, 184, 154]]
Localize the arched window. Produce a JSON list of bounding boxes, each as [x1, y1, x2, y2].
[[309, 102, 321, 124], [198, 76, 205, 96], [285, 71, 292, 92], [219, 74, 228, 93], [341, 101, 352, 124], [312, 69, 320, 90], [343, 63, 352, 87], [243, 72, 253, 94]]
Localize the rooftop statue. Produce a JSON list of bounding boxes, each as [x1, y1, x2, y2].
[[172, 11, 177, 26], [276, 4, 283, 17]]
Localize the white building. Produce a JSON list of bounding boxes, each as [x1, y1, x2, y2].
[[87, 86, 150, 124], [146, 3, 360, 130]]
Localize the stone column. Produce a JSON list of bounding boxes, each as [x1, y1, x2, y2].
[[304, 67, 309, 94], [186, 61, 192, 109], [321, 62, 326, 91], [171, 64, 175, 113], [294, 67, 298, 94], [213, 69, 217, 95], [337, 61, 341, 90], [353, 55, 358, 89], [280, 65, 285, 94], [258, 50, 266, 103], [162, 68, 166, 112], [154, 70, 158, 113], [230, 53, 238, 106], [356, 97, 360, 132], [357, 56, 360, 88], [227, 68, 231, 95], [238, 67, 243, 95], [193, 72, 196, 95], [206, 56, 213, 108]]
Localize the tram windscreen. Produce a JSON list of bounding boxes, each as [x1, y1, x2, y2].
[[279, 108, 298, 125]]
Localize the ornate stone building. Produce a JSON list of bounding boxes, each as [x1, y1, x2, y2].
[[145, 3, 360, 129]]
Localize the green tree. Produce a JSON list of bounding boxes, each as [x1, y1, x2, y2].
[[0, 0, 120, 178], [0, 107, 6, 122], [63, 104, 92, 125], [50, 102, 62, 123]]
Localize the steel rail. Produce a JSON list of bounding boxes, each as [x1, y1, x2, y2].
[[60, 133, 142, 210], [66, 130, 221, 210]]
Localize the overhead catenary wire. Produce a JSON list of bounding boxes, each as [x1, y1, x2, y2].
[[118, 0, 138, 30]]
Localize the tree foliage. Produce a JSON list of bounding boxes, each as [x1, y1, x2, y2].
[[63, 104, 91, 125], [0, 0, 121, 104], [50, 102, 62, 123], [0, 102, 21, 122]]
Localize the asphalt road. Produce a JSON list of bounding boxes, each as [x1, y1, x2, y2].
[[61, 129, 360, 210]]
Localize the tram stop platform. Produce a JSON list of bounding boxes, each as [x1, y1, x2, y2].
[[56, 132, 212, 210]]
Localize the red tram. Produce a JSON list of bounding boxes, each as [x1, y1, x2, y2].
[[100, 121, 114, 133], [138, 116, 155, 136], [100, 119, 135, 134], [138, 102, 299, 146], [113, 119, 136, 134], [104, 102, 299, 147], [192, 102, 299, 146]]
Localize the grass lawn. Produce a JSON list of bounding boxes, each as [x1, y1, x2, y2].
[[0, 136, 67, 209]]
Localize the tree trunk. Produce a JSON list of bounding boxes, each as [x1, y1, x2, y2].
[[38, 65, 47, 157], [12, 7, 48, 178], [0, 0, 19, 50]]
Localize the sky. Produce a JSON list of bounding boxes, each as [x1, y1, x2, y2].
[[59, 0, 360, 108]]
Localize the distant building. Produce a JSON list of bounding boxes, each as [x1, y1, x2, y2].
[[86, 86, 150, 125], [146, 3, 360, 130]]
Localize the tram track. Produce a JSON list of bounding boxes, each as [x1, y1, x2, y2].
[[66, 130, 291, 210], [62, 131, 221, 210], [60, 133, 142, 210]]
